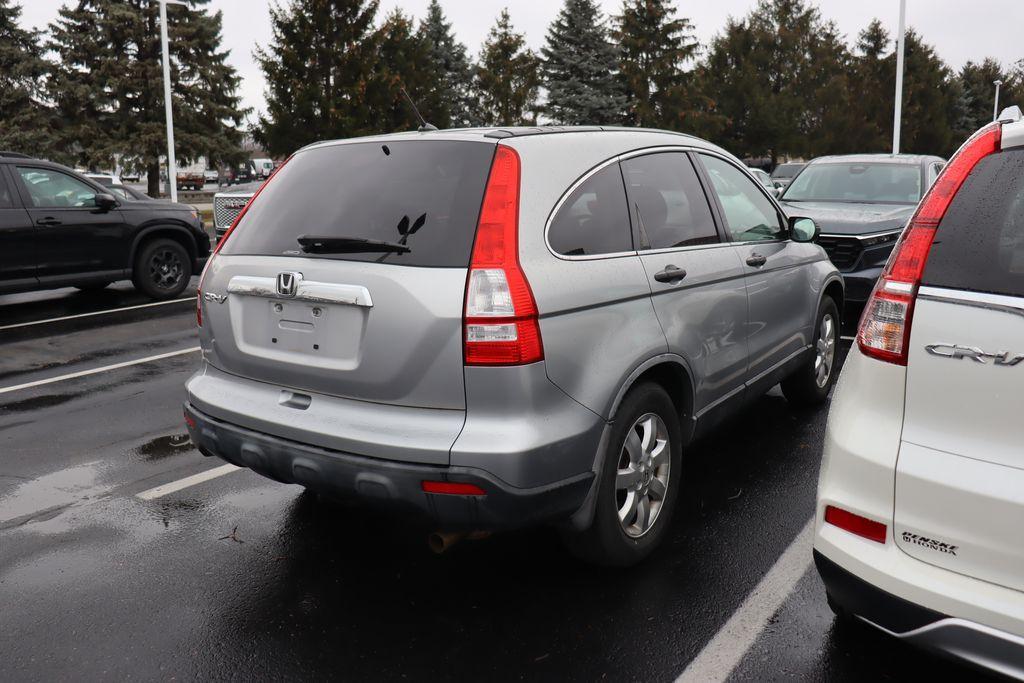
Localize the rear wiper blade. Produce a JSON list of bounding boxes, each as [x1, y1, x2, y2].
[[297, 235, 411, 254]]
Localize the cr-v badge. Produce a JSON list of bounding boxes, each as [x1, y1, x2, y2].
[[276, 271, 302, 297], [924, 343, 1024, 366], [203, 292, 227, 304]]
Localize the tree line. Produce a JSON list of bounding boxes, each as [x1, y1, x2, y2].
[[1, 0, 1021, 191]]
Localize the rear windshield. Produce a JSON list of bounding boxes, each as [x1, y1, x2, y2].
[[222, 140, 495, 267], [782, 162, 922, 204], [923, 148, 1024, 298]]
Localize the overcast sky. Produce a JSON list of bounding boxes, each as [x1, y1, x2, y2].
[[17, 0, 1024, 124]]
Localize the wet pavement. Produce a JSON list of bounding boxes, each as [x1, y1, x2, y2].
[[0, 286, 989, 681]]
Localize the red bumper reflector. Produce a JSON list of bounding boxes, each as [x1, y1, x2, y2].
[[183, 409, 196, 429], [824, 505, 887, 544], [421, 481, 486, 496]]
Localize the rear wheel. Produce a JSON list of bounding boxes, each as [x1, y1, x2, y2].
[[563, 383, 682, 567], [132, 238, 191, 300], [781, 296, 839, 407]]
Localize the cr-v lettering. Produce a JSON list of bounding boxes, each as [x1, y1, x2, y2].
[[924, 343, 1024, 365]]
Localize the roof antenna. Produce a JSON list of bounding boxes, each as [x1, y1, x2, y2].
[[400, 87, 438, 132]]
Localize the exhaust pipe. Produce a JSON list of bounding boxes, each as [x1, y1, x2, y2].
[[427, 530, 491, 554]]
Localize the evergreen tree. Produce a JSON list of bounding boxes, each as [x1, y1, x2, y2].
[[474, 9, 540, 126], [420, 0, 478, 127], [0, 0, 58, 160], [49, 0, 246, 196], [541, 0, 625, 125], [846, 19, 893, 152], [367, 10, 445, 132], [254, 0, 381, 157], [957, 58, 1020, 139], [614, 0, 698, 129], [895, 30, 960, 155]]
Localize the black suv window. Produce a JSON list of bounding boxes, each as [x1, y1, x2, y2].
[[923, 148, 1024, 298], [621, 153, 718, 250], [549, 164, 632, 256], [0, 169, 13, 208], [222, 140, 495, 267], [16, 167, 98, 208]]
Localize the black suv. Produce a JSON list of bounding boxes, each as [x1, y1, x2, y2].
[[0, 152, 210, 299]]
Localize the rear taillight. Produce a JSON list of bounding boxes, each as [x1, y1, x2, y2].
[[463, 146, 543, 366], [856, 123, 1002, 364], [824, 505, 887, 544], [197, 157, 291, 327]]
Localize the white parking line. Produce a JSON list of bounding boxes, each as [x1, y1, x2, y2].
[[840, 335, 855, 341], [0, 296, 195, 332], [136, 464, 241, 500], [0, 346, 200, 395], [676, 516, 815, 683]]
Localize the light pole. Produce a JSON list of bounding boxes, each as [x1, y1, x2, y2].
[[892, 0, 907, 155], [143, 0, 187, 202], [994, 80, 1003, 121]]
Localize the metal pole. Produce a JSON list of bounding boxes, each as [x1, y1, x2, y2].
[[159, 0, 177, 203], [993, 80, 1003, 121], [892, 0, 907, 155]]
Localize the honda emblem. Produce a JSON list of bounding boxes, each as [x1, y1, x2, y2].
[[276, 271, 302, 297]]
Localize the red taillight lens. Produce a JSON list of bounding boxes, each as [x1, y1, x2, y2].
[[421, 481, 486, 496], [856, 123, 1002, 365], [197, 156, 291, 327], [463, 146, 543, 366], [824, 505, 887, 544]]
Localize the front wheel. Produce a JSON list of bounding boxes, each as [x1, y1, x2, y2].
[[563, 383, 683, 567], [132, 238, 192, 300], [781, 296, 839, 406]]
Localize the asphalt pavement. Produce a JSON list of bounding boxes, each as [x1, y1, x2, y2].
[[0, 284, 990, 681]]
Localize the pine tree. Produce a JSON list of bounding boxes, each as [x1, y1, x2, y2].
[[48, 0, 247, 196], [541, 0, 625, 125], [420, 0, 478, 127], [614, 0, 698, 129], [847, 19, 893, 152], [474, 9, 540, 126], [896, 30, 959, 155], [254, 0, 381, 157], [957, 58, 1020, 139], [0, 0, 58, 160]]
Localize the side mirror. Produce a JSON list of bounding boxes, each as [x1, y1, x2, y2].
[[95, 193, 118, 211], [789, 216, 818, 243], [770, 186, 781, 198]]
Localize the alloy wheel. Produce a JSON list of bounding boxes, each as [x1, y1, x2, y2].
[[815, 313, 836, 388], [615, 413, 671, 538], [149, 248, 184, 290]]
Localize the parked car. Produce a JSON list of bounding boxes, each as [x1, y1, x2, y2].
[[85, 172, 121, 187], [212, 181, 262, 240], [0, 152, 210, 298], [769, 162, 805, 191], [204, 169, 220, 185], [748, 167, 778, 195], [185, 127, 841, 566], [778, 153, 945, 306], [176, 172, 204, 192], [814, 107, 1024, 677], [252, 158, 275, 179], [108, 183, 151, 201]]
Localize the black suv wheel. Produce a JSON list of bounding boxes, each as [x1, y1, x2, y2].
[[133, 238, 191, 299]]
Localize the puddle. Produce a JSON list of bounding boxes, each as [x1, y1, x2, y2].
[[0, 461, 108, 526], [133, 433, 193, 461], [1, 391, 83, 414]]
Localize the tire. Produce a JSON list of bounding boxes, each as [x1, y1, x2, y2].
[[781, 296, 839, 407], [132, 238, 192, 300], [563, 382, 683, 567], [74, 281, 112, 292]]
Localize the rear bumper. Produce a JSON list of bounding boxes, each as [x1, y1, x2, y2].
[[815, 550, 1024, 678], [184, 402, 594, 530]]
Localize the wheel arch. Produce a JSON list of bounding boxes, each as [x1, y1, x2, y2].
[[129, 225, 198, 269], [821, 275, 845, 317], [608, 354, 696, 446]]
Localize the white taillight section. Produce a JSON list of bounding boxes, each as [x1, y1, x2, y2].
[[856, 123, 1002, 365], [463, 146, 543, 366]]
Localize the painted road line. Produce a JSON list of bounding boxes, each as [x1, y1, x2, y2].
[[136, 464, 241, 500], [0, 346, 200, 395], [676, 516, 815, 683], [840, 335, 856, 341], [0, 296, 195, 332]]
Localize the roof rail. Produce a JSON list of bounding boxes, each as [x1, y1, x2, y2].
[[998, 105, 1022, 123], [0, 151, 32, 159]]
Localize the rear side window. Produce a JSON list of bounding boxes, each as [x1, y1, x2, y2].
[[923, 148, 1024, 298], [0, 170, 13, 208], [621, 153, 718, 250], [222, 141, 495, 267], [548, 164, 632, 256]]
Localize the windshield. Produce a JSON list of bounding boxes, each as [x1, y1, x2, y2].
[[781, 162, 922, 204], [771, 163, 803, 179], [222, 140, 495, 267]]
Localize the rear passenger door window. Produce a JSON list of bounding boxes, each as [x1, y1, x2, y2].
[[548, 163, 632, 256], [699, 154, 785, 242], [620, 152, 719, 250]]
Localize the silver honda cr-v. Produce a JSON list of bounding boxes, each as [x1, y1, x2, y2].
[[185, 127, 842, 565]]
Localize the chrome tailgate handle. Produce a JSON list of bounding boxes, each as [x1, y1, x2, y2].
[[227, 276, 373, 308]]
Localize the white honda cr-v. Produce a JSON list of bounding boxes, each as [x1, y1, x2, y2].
[[814, 105, 1024, 678]]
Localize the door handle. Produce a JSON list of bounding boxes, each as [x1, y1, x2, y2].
[[653, 265, 687, 284], [746, 253, 767, 267], [36, 217, 62, 226]]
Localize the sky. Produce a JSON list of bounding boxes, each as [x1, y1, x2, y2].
[[16, 0, 1024, 124]]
